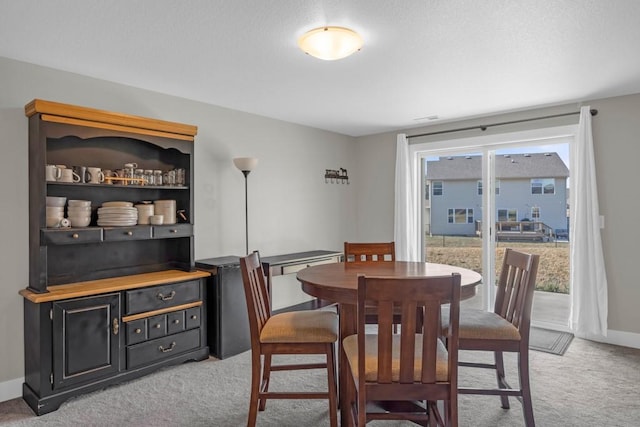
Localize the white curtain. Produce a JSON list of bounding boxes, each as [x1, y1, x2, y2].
[[394, 134, 420, 262], [570, 106, 608, 338]]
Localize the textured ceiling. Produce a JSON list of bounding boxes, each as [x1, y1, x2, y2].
[[2, 1, 640, 136]]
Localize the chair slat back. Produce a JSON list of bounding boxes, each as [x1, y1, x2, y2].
[[494, 248, 540, 331], [357, 274, 461, 386], [344, 241, 395, 263], [240, 251, 271, 342]]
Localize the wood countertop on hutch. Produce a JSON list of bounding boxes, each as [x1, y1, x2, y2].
[[19, 270, 211, 303], [25, 99, 198, 141]]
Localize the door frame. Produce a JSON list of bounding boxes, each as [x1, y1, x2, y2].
[[411, 124, 577, 314]]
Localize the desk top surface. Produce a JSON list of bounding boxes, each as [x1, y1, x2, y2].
[[196, 250, 342, 268]]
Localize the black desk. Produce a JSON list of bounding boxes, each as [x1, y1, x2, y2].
[[195, 250, 341, 359]]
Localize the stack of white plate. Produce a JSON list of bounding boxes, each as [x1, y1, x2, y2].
[[67, 199, 92, 227], [97, 201, 137, 226]]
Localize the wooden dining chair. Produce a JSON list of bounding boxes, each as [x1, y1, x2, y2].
[[343, 273, 461, 426], [239, 251, 338, 427], [344, 241, 395, 263], [441, 248, 540, 427], [344, 241, 410, 333]]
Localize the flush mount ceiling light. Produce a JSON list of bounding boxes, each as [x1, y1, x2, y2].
[[298, 26, 363, 60]]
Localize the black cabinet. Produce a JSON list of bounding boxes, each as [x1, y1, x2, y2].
[[52, 293, 121, 390], [196, 250, 342, 359], [20, 100, 209, 415], [195, 256, 248, 359]]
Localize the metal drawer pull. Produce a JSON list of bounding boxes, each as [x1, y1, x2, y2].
[[170, 229, 178, 233], [72, 233, 79, 239], [126, 231, 133, 236], [173, 319, 180, 324], [135, 328, 142, 334], [157, 290, 176, 301], [159, 342, 176, 353], [154, 323, 161, 329], [190, 315, 197, 320], [112, 318, 119, 335]]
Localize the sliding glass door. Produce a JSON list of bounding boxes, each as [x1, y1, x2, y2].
[[415, 127, 574, 328]]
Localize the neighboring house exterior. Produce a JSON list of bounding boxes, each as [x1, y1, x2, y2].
[[426, 153, 569, 236]]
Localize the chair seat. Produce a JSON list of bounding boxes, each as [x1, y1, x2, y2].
[[260, 310, 338, 343], [343, 334, 449, 382], [442, 308, 521, 341]]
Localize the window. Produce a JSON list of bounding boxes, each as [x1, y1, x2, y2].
[[478, 179, 500, 195], [531, 178, 555, 194], [432, 181, 443, 196], [531, 206, 540, 220], [448, 208, 474, 224], [498, 209, 517, 221]]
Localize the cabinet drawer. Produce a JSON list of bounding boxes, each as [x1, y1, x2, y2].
[[103, 226, 152, 241], [167, 311, 185, 335], [42, 228, 103, 245], [127, 328, 201, 369], [280, 257, 339, 275], [126, 319, 148, 345], [152, 223, 193, 239], [147, 314, 167, 340], [185, 306, 201, 330], [125, 280, 201, 315]]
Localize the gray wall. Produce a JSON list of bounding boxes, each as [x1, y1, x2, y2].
[[0, 57, 358, 394], [2, 54, 640, 401], [355, 95, 640, 342]]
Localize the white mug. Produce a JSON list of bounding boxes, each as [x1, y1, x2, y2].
[[87, 167, 105, 184], [45, 165, 61, 182], [59, 168, 81, 183]]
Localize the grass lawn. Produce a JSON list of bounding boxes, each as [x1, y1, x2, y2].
[[425, 236, 569, 293]]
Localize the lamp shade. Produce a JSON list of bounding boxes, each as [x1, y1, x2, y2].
[[298, 26, 363, 61], [233, 157, 259, 172]]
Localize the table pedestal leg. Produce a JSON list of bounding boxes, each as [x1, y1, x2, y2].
[[338, 303, 356, 427]]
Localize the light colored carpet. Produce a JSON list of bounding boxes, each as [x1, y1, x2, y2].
[[1, 337, 639, 426]]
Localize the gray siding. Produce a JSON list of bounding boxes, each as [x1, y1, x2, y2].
[[430, 177, 568, 235]]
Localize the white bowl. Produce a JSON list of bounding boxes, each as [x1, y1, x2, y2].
[[68, 200, 91, 207], [46, 206, 65, 214], [67, 206, 92, 213], [68, 216, 91, 227], [46, 216, 62, 227], [149, 214, 164, 225], [46, 196, 67, 207]]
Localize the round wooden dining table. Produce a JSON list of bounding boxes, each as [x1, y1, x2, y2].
[[297, 261, 482, 426]]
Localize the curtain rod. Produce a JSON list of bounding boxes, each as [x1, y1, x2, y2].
[[406, 109, 598, 140]]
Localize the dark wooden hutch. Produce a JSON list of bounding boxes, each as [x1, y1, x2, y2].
[[20, 99, 210, 415]]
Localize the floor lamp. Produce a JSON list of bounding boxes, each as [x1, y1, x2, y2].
[[233, 157, 258, 255]]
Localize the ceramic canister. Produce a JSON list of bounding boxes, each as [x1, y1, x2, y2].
[[135, 204, 155, 225], [153, 200, 176, 224]]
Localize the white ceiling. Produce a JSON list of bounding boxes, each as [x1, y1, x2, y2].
[[2, 1, 640, 137]]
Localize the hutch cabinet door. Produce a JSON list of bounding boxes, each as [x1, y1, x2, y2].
[[52, 293, 121, 390]]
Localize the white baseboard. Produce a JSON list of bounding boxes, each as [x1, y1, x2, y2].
[[0, 377, 23, 403], [584, 329, 640, 349]]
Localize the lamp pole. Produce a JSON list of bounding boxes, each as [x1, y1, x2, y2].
[[242, 169, 250, 255], [233, 157, 259, 255]]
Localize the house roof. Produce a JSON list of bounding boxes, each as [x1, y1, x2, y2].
[[426, 153, 569, 180]]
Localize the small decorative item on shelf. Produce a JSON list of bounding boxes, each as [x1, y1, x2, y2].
[[324, 167, 349, 184]]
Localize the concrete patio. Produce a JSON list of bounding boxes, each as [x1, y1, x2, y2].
[[463, 286, 571, 329]]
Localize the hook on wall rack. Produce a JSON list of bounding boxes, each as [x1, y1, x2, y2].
[[325, 168, 349, 184]]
